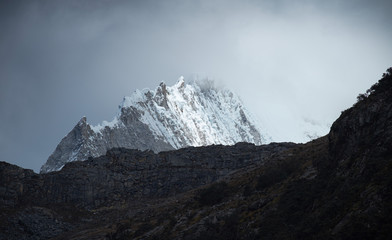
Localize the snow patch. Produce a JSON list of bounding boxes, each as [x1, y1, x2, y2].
[[90, 116, 121, 134]]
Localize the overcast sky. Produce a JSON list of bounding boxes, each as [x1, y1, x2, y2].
[[1, 0, 391, 172]]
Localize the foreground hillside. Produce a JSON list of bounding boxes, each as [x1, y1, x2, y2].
[[1, 68, 391, 239]]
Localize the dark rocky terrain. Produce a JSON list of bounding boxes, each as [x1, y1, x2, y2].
[[1, 68, 391, 239], [0, 142, 295, 239]]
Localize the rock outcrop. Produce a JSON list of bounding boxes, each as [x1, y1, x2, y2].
[[2, 142, 294, 210]]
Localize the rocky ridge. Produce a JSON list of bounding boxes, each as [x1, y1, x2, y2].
[[1, 142, 294, 239], [41, 78, 269, 173]]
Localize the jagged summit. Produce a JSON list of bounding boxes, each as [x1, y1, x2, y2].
[[40, 77, 271, 173]]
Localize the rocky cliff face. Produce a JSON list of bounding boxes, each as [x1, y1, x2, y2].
[[0, 142, 294, 240], [40, 78, 270, 173], [2, 142, 294, 210], [329, 70, 392, 162]]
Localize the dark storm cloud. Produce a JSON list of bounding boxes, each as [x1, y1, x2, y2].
[[1, 0, 391, 172]]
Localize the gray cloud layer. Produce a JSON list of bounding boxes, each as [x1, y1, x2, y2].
[[1, 0, 391, 172]]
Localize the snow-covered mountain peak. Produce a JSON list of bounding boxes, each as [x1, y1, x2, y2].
[[40, 77, 271, 173], [174, 76, 185, 89]]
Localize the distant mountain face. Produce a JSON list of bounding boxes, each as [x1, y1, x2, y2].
[[40, 77, 270, 173]]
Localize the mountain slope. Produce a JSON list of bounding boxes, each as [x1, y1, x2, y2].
[[40, 77, 270, 173], [106, 68, 392, 239], [2, 69, 391, 239]]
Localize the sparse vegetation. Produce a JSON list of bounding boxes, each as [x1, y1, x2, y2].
[[196, 182, 231, 206], [256, 157, 299, 190], [256, 166, 288, 190], [355, 67, 392, 105], [195, 211, 240, 240]]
